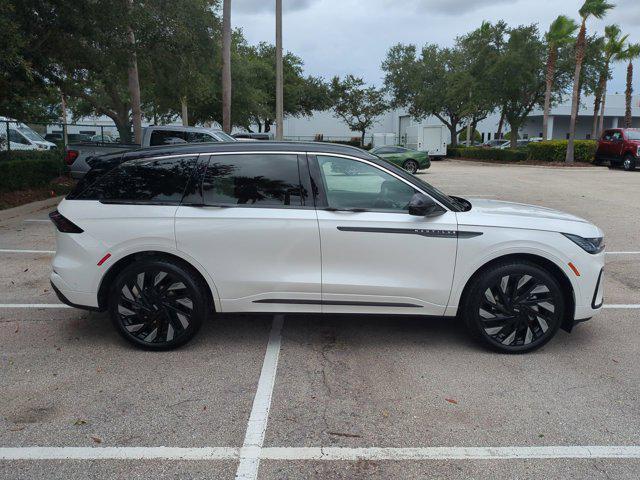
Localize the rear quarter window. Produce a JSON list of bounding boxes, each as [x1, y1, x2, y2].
[[73, 156, 197, 204]]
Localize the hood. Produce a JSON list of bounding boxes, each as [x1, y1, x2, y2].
[[458, 198, 601, 237], [468, 199, 588, 223]]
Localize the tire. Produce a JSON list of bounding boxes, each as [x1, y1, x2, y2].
[[623, 154, 636, 171], [593, 156, 603, 166], [460, 261, 565, 353], [108, 258, 207, 350], [403, 159, 419, 174]]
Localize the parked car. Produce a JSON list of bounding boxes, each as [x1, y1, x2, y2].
[[482, 139, 508, 148], [370, 145, 430, 173], [64, 125, 237, 179], [51, 141, 605, 353], [0, 117, 57, 151], [91, 134, 118, 143], [498, 139, 531, 149], [233, 132, 271, 141], [595, 128, 640, 171]]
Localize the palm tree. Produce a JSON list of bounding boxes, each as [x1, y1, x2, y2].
[[595, 25, 628, 136], [620, 43, 640, 127], [542, 16, 578, 141], [566, 0, 614, 163]]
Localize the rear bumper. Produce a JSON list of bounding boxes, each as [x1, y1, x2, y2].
[[50, 272, 101, 311]]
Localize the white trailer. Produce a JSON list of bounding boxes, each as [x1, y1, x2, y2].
[[417, 125, 448, 158]]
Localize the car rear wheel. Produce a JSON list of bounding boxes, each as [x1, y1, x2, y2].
[[623, 154, 636, 171], [108, 258, 206, 350], [461, 261, 564, 353], [403, 159, 419, 174]]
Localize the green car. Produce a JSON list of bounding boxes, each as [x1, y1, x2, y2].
[[370, 146, 430, 174]]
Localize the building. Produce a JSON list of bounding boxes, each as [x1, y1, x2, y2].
[[282, 93, 640, 146]]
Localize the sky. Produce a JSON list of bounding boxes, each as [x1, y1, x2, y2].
[[232, 0, 640, 94]]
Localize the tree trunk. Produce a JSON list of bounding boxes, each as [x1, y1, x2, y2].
[[114, 111, 133, 144], [264, 120, 272, 133], [625, 60, 634, 128], [361, 130, 366, 147], [126, 8, 142, 145], [542, 46, 557, 141], [448, 121, 458, 147], [496, 110, 505, 139], [221, 0, 232, 134], [465, 121, 472, 147], [509, 119, 519, 148], [566, 21, 587, 163], [591, 70, 605, 139], [60, 93, 68, 147], [598, 80, 608, 135], [181, 96, 189, 126]]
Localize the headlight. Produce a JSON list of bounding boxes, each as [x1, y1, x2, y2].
[[562, 233, 605, 254]]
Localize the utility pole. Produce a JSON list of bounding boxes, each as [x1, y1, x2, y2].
[[222, 0, 232, 134], [275, 0, 283, 140]]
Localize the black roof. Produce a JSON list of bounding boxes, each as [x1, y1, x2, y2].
[[120, 141, 377, 162]]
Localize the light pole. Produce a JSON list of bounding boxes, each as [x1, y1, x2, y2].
[[222, 0, 232, 134], [275, 0, 283, 140]]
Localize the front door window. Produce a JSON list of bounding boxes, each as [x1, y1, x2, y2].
[[317, 155, 417, 213]]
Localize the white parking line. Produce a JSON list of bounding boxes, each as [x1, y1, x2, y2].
[[603, 304, 640, 309], [0, 249, 55, 254], [0, 304, 71, 309], [23, 219, 51, 223], [260, 445, 640, 461], [606, 251, 640, 255], [1, 445, 639, 461], [0, 447, 238, 460], [235, 314, 284, 480]]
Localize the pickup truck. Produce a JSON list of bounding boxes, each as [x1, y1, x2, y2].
[[64, 125, 236, 178], [595, 128, 640, 171]]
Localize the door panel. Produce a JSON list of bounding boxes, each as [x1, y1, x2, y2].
[[175, 152, 321, 313], [175, 206, 321, 312], [318, 210, 458, 315], [312, 154, 457, 315]]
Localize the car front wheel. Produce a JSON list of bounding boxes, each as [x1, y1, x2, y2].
[[403, 159, 419, 174], [108, 258, 207, 350], [461, 261, 564, 353]]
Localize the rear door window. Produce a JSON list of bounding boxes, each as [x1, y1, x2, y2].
[[74, 156, 197, 204], [199, 154, 306, 207], [149, 130, 188, 146]]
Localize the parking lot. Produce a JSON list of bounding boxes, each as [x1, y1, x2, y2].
[[1, 159, 639, 479]]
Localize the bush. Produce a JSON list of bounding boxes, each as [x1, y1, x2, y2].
[[526, 140, 596, 163], [0, 150, 66, 192], [458, 129, 482, 143], [447, 146, 527, 162]]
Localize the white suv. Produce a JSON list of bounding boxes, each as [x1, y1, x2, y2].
[[50, 142, 605, 353]]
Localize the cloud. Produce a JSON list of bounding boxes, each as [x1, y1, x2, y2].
[[380, 0, 513, 15], [233, 0, 318, 14]]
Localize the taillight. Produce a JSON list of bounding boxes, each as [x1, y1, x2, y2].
[[49, 210, 83, 233], [64, 149, 79, 165]]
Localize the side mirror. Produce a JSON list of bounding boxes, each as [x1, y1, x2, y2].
[[408, 193, 444, 217]]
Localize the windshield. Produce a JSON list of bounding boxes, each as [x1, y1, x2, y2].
[[18, 127, 46, 142], [213, 131, 235, 142], [626, 130, 640, 141]]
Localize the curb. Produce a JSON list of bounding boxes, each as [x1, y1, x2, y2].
[[0, 196, 63, 223], [445, 159, 605, 171]]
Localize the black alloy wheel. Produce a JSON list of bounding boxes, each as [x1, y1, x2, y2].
[[109, 259, 206, 349], [462, 262, 564, 353], [403, 159, 419, 174]]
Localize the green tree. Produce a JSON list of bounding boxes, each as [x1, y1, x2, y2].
[[330, 75, 388, 146], [620, 43, 640, 128], [566, 0, 614, 163], [594, 25, 627, 136], [243, 43, 331, 133], [383, 23, 504, 147], [493, 25, 566, 148], [542, 15, 578, 140]]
